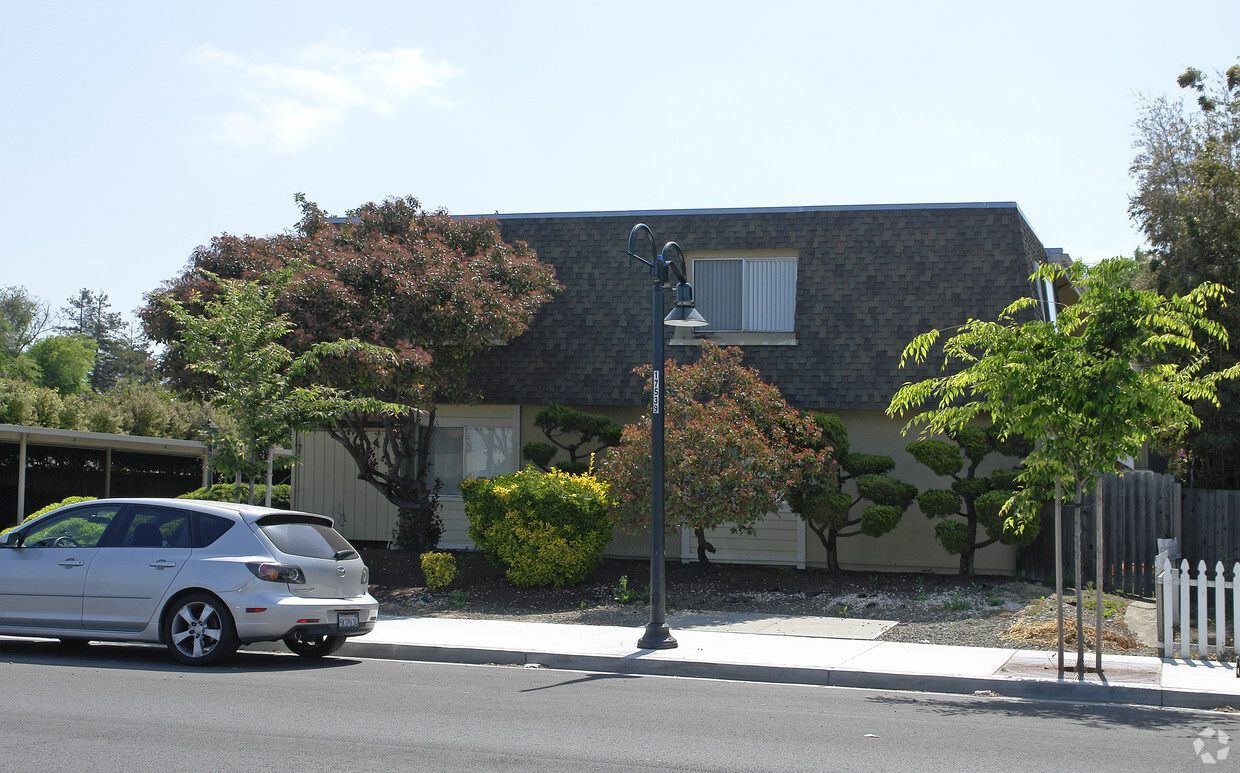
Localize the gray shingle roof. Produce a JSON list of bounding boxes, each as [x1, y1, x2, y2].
[[468, 203, 1047, 412]]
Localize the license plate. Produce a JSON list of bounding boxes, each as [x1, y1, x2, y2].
[[337, 611, 360, 630]]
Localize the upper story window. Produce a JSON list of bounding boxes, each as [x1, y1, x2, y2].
[[692, 257, 797, 333]]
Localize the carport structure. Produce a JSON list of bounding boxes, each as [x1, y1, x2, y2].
[[0, 423, 209, 526]]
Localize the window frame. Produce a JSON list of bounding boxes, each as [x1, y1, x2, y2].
[[676, 252, 799, 346], [429, 411, 520, 498]]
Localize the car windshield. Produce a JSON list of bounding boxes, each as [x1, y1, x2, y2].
[[257, 517, 356, 560]]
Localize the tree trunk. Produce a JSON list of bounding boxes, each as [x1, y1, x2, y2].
[[826, 528, 840, 573], [327, 406, 444, 552], [694, 528, 716, 564], [394, 502, 444, 555]]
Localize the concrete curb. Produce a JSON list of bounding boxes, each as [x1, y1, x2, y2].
[[337, 639, 1240, 710]]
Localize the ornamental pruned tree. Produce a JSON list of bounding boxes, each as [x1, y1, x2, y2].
[[785, 412, 916, 572], [904, 426, 1032, 577], [144, 195, 560, 553], [602, 344, 829, 563], [888, 257, 1240, 560], [521, 403, 623, 474], [1130, 59, 1240, 486]]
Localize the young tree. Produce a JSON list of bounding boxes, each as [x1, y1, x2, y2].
[[162, 272, 400, 503], [603, 344, 829, 563], [888, 257, 1240, 546], [904, 427, 1032, 576], [1130, 59, 1240, 486], [785, 412, 916, 572], [144, 195, 560, 551], [521, 403, 623, 474]]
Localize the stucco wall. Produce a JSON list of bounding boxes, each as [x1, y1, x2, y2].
[[296, 404, 1023, 576]]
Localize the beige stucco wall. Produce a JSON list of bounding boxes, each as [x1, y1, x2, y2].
[[294, 404, 1022, 576], [821, 410, 1018, 575]]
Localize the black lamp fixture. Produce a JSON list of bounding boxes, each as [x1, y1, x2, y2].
[[626, 223, 708, 650]]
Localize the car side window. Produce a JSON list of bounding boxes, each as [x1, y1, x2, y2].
[[118, 507, 192, 548], [23, 504, 122, 548], [193, 513, 233, 548]]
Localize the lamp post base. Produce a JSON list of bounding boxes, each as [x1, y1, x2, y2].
[[638, 623, 678, 650]]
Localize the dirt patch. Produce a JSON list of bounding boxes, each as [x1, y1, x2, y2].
[[362, 547, 1154, 655]]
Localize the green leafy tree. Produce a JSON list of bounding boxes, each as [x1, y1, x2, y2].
[[786, 412, 916, 572], [144, 195, 560, 551], [25, 335, 96, 395], [58, 289, 151, 391], [522, 403, 623, 474], [888, 258, 1240, 559], [162, 272, 400, 503], [0, 286, 50, 380], [1130, 59, 1240, 486], [904, 427, 1032, 576], [603, 344, 828, 563]]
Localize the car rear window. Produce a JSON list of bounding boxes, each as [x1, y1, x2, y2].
[[258, 517, 356, 560]]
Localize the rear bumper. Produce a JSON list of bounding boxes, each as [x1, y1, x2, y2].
[[228, 591, 380, 644]]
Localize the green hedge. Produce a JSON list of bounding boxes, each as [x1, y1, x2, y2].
[[177, 483, 292, 509]]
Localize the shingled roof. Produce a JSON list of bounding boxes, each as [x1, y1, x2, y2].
[[468, 203, 1049, 412]]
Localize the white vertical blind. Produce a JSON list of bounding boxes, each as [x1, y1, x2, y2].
[[745, 259, 796, 332]]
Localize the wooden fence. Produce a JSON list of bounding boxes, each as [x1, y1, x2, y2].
[[1018, 471, 1182, 597]]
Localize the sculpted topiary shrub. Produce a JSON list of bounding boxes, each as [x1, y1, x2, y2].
[[461, 467, 611, 587]]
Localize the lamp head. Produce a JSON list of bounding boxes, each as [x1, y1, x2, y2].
[[664, 281, 709, 327]]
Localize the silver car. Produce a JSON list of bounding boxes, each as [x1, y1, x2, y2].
[[0, 498, 378, 665]]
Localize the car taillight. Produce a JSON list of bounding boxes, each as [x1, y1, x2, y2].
[[361, 566, 370, 585], [246, 562, 305, 584]]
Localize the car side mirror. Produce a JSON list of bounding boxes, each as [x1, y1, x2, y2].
[[0, 531, 23, 548]]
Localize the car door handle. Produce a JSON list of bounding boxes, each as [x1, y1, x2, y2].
[[58, 559, 84, 567], [149, 560, 178, 569]]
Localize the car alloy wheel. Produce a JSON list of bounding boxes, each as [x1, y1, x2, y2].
[[165, 593, 238, 666]]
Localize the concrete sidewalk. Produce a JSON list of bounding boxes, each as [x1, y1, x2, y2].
[[337, 614, 1240, 710]]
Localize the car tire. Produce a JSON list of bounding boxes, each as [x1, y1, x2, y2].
[[283, 634, 347, 658], [164, 593, 239, 666]]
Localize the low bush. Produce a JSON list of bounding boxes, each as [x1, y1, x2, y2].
[[461, 467, 611, 588], [178, 483, 292, 509], [2, 495, 99, 536], [420, 551, 458, 590]]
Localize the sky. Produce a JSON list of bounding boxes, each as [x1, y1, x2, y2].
[[3, 1, 1239, 328]]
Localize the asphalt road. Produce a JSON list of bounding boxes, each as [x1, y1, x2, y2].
[[0, 639, 1234, 772]]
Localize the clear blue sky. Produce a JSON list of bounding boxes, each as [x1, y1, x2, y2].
[[3, 1, 1238, 326]]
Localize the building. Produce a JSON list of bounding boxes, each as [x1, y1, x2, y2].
[[294, 202, 1067, 574]]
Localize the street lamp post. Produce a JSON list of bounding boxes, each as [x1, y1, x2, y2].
[[627, 223, 708, 650]]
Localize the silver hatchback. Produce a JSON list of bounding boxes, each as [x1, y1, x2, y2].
[[0, 498, 378, 665]]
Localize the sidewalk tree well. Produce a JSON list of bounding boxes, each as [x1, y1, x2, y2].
[[785, 412, 916, 572], [522, 403, 623, 474], [602, 343, 830, 563], [143, 195, 560, 552], [905, 426, 1032, 576], [887, 257, 1240, 555]]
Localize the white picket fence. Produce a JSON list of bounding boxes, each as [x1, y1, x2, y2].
[[1156, 556, 1240, 659]]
